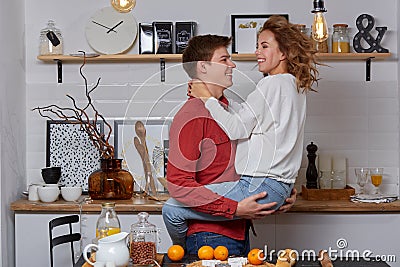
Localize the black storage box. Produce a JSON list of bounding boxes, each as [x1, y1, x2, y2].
[[175, 22, 197, 54], [139, 23, 154, 54], [153, 22, 173, 54]]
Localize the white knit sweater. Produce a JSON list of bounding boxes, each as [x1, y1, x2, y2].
[[205, 73, 306, 184]]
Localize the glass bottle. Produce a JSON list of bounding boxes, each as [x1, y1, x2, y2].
[[332, 24, 350, 53], [130, 212, 158, 265], [39, 20, 63, 55], [96, 202, 121, 239]]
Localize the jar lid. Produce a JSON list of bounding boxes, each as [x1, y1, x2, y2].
[[131, 212, 156, 231], [102, 202, 115, 207], [295, 24, 306, 29], [333, 24, 348, 28]]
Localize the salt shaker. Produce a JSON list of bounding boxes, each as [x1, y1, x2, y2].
[[39, 20, 63, 55]]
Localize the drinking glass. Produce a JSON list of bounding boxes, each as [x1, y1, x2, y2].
[[369, 167, 383, 195], [354, 167, 369, 195]]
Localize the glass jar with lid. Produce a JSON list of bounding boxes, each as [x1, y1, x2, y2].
[[96, 202, 121, 240], [39, 20, 63, 55], [295, 24, 309, 37], [331, 24, 350, 53], [130, 212, 158, 265]]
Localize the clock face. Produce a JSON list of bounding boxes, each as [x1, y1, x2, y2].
[[85, 7, 138, 54]]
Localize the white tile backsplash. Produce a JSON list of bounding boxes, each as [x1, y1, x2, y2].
[[298, 78, 399, 194], [28, 77, 400, 196]]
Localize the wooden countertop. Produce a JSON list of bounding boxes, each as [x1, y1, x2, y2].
[[10, 194, 400, 213]]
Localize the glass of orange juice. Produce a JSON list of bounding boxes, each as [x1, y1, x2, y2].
[[369, 167, 383, 195]]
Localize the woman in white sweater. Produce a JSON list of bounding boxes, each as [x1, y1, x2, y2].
[[163, 15, 320, 247]]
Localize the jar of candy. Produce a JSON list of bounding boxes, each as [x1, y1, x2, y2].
[[332, 24, 350, 53], [130, 212, 158, 265], [39, 20, 63, 55]]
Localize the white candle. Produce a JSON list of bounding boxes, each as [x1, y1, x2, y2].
[[319, 155, 332, 171], [333, 156, 346, 171]]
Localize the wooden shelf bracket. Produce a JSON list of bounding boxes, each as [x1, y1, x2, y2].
[[160, 58, 165, 82], [366, 57, 372, 82], [56, 59, 62, 83]]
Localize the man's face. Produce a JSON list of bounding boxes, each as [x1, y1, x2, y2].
[[201, 47, 236, 97]]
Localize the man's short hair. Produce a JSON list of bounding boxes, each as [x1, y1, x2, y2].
[[182, 35, 232, 78]]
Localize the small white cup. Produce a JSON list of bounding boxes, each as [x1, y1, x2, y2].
[[28, 184, 40, 201], [38, 186, 60, 202], [61, 186, 82, 202]]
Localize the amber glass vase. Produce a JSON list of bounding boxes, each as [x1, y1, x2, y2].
[[88, 158, 134, 199]]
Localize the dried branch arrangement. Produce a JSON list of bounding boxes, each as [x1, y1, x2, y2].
[[32, 51, 114, 159]]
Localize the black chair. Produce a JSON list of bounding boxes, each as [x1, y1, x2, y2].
[[49, 215, 81, 267]]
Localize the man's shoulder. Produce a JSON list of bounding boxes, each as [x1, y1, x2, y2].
[[173, 98, 210, 120]]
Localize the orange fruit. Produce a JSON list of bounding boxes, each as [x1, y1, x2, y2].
[[247, 248, 265, 265], [214, 246, 229, 261], [167, 245, 185, 261], [198, 245, 214, 260]]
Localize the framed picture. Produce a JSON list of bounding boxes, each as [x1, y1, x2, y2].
[[46, 120, 104, 191], [231, 14, 289, 54], [114, 118, 172, 192]]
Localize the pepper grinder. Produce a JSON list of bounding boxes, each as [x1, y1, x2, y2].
[[306, 142, 318, 189]]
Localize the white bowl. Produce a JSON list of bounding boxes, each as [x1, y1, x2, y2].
[[61, 186, 82, 202], [38, 186, 60, 203]]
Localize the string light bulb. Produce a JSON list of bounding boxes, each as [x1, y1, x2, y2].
[[111, 0, 136, 13], [311, 0, 328, 42]]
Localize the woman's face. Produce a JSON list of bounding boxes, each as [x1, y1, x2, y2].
[[255, 30, 286, 75]]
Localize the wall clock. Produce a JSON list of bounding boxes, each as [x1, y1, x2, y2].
[[85, 6, 138, 54]]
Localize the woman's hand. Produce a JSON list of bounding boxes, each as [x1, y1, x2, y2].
[[187, 79, 212, 101], [276, 188, 297, 214]]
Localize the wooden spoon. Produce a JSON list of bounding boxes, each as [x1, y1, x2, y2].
[[134, 121, 158, 195], [135, 121, 148, 152], [134, 137, 149, 193]]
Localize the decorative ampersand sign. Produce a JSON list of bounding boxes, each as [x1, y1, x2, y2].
[[353, 14, 389, 53]]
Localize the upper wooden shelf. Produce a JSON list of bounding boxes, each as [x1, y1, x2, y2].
[[37, 52, 391, 63]]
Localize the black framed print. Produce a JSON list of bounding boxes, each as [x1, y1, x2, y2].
[[46, 120, 104, 191], [231, 14, 289, 54], [114, 118, 172, 192]]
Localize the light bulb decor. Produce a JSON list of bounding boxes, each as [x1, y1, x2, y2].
[[111, 0, 136, 13], [311, 0, 328, 42]]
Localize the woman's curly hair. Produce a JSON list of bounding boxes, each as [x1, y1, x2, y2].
[[262, 15, 321, 92]]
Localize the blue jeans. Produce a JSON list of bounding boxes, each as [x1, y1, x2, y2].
[[162, 176, 293, 247], [186, 230, 250, 256]]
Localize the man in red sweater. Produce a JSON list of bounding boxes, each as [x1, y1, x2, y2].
[[164, 35, 296, 255]]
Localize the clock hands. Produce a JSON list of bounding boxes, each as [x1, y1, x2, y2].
[[91, 20, 117, 33], [107, 21, 124, 33]]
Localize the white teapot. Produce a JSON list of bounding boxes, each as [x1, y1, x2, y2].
[[84, 232, 130, 267]]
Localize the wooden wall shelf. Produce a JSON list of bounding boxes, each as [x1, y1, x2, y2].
[[37, 52, 391, 63], [37, 52, 391, 83]]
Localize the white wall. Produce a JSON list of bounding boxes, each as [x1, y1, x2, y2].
[[25, 0, 399, 192], [0, 0, 26, 266]]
